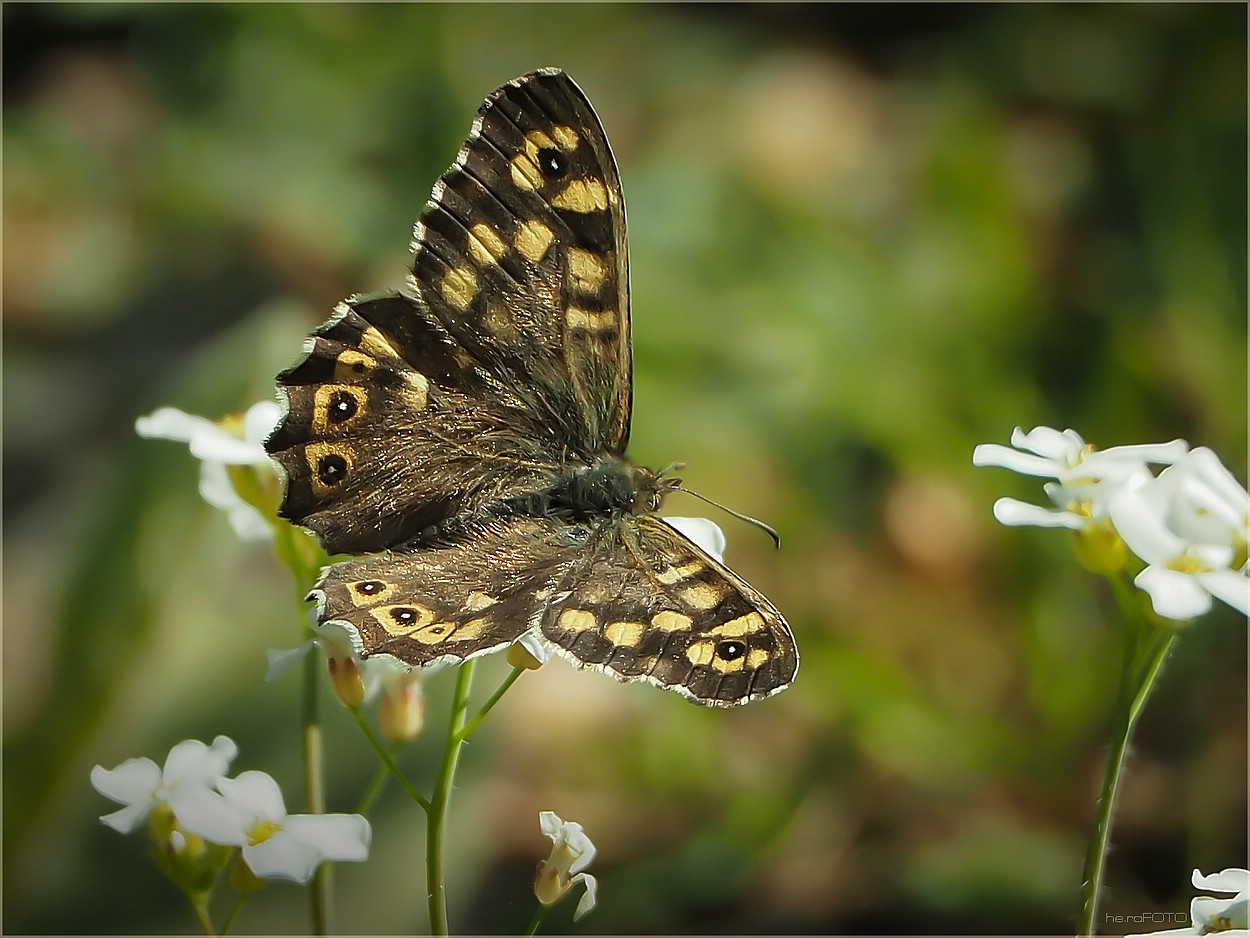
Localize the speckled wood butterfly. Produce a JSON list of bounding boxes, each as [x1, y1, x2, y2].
[[265, 68, 797, 705]]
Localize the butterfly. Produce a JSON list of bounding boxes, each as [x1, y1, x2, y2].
[[264, 68, 797, 706]]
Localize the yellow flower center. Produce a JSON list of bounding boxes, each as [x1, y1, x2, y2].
[[247, 820, 282, 846]]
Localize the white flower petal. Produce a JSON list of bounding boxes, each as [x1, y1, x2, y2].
[[1135, 566, 1213, 620], [1199, 571, 1250, 615], [1010, 426, 1086, 461], [1192, 867, 1250, 894], [163, 736, 238, 788], [572, 872, 598, 922], [283, 814, 372, 862], [171, 786, 252, 846], [218, 771, 287, 822], [242, 401, 282, 448], [244, 832, 325, 884], [991, 497, 1085, 529], [662, 516, 726, 563], [972, 444, 1067, 476], [98, 801, 156, 834], [135, 407, 220, 444], [91, 757, 161, 806], [266, 642, 315, 682]]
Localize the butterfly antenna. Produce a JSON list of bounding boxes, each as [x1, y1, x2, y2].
[[678, 487, 782, 549]]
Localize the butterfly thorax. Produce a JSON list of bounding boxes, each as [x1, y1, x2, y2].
[[509, 457, 676, 521]]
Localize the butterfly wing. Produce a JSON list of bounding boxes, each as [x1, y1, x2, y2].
[[266, 69, 632, 553], [540, 515, 798, 706], [310, 515, 585, 669]]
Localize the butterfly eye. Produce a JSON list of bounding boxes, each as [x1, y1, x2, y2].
[[317, 453, 349, 486], [537, 147, 568, 179], [715, 640, 746, 661]]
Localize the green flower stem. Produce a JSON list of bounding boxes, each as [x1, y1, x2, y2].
[[191, 895, 216, 936], [356, 760, 394, 816], [525, 903, 549, 937], [348, 706, 431, 812], [1077, 579, 1177, 937], [427, 661, 476, 937], [303, 648, 332, 936], [219, 891, 246, 936], [458, 665, 526, 741]]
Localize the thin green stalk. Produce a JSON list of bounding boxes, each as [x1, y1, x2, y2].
[[303, 648, 332, 936], [356, 760, 394, 816], [1077, 593, 1176, 938], [191, 896, 216, 936], [427, 662, 476, 937], [525, 903, 549, 937], [219, 891, 246, 936], [348, 705, 431, 812], [459, 666, 526, 741]]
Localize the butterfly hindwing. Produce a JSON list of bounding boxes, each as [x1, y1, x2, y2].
[[540, 516, 797, 706]]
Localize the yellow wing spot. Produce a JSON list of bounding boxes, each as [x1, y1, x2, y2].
[[604, 621, 645, 647], [679, 582, 725, 611], [552, 178, 609, 213], [551, 125, 580, 151], [557, 609, 597, 633], [372, 603, 436, 636], [410, 621, 456, 645], [359, 325, 399, 360], [347, 580, 395, 606], [454, 617, 490, 641], [511, 154, 542, 191], [685, 641, 716, 667], [464, 592, 498, 612], [523, 129, 558, 160], [468, 223, 507, 266], [440, 267, 478, 311], [709, 612, 766, 639], [334, 349, 377, 382], [312, 384, 368, 434], [710, 652, 747, 675], [745, 648, 771, 669], [567, 248, 608, 295], [515, 219, 555, 263], [654, 560, 704, 585], [651, 610, 693, 632], [565, 307, 617, 333]]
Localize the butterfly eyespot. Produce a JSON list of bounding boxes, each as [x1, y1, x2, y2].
[[391, 607, 420, 625], [537, 147, 568, 179], [317, 453, 348, 485], [355, 580, 387, 596], [327, 390, 360, 423], [715, 640, 747, 661]]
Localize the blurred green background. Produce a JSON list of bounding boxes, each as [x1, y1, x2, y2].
[[3, 4, 1246, 935]]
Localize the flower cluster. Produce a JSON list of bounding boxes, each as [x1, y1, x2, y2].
[[91, 736, 370, 886], [974, 427, 1249, 620], [1128, 867, 1248, 936]]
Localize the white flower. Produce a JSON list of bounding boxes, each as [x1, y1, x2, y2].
[[507, 631, 551, 670], [534, 810, 598, 922], [1127, 867, 1248, 936], [1109, 448, 1250, 620], [973, 426, 1188, 529], [177, 770, 370, 884], [91, 736, 238, 834], [136, 401, 281, 541]]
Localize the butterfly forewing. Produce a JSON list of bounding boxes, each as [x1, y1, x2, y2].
[[266, 69, 797, 705], [407, 68, 632, 456]]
